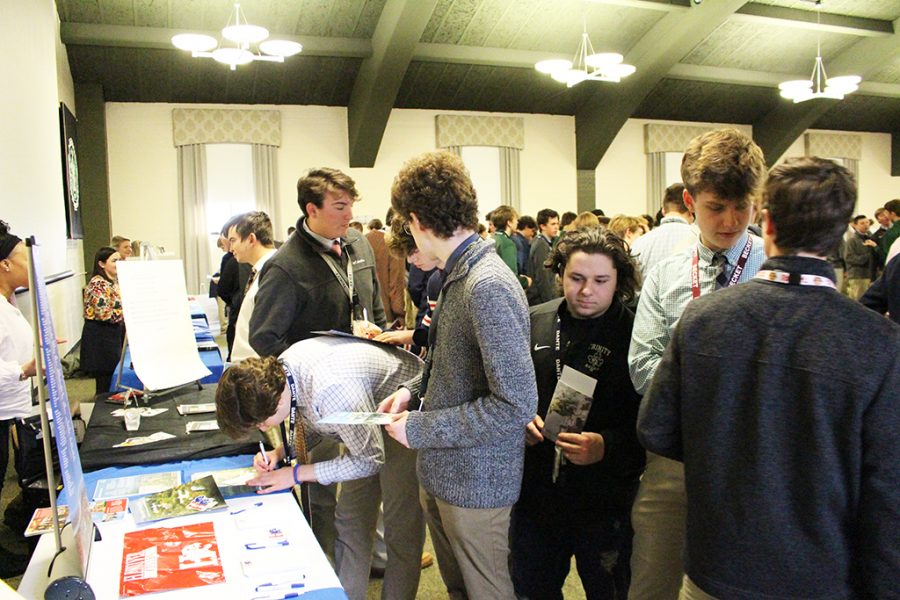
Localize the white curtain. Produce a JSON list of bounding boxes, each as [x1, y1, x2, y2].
[[252, 144, 280, 234], [647, 152, 666, 215], [499, 147, 521, 212], [177, 144, 210, 295]]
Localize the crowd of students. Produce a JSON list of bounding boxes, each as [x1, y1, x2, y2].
[[2, 126, 897, 597], [203, 127, 899, 600]]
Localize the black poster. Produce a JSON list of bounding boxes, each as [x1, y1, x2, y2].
[[59, 103, 84, 239]]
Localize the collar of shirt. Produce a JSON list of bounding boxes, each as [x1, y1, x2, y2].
[[444, 233, 481, 276], [540, 233, 553, 245], [253, 248, 277, 272], [302, 218, 342, 251], [760, 255, 836, 282], [696, 231, 751, 266], [660, 215, 690, 226]]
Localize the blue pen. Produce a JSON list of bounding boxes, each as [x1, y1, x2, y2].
[[251, 593, 301, 600], [255, 582, 305, 592]]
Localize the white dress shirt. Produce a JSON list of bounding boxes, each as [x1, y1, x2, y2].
[[0, 294, 34, 419], [230, 248, 277, 362]]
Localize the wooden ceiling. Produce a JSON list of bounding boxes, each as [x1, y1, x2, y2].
[[57, 0, 900, 167]]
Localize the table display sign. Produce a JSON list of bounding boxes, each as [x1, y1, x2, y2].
[[116, 260, 211, 390], [28, 240, 94, 575]]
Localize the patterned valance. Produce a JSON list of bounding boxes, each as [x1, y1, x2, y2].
[[644, 124, 717, 154], [436, 115, 524, 150], [172, 109, 281, 147], [804, 133, 861, 160]]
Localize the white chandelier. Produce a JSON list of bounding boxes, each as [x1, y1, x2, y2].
[[778, 1, 860, 103], [535, 22, 635, 88], [171, 3, 302, 71]]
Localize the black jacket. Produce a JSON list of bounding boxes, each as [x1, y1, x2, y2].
[[249, 217, 385, 357], [518, 297, 644, 518]]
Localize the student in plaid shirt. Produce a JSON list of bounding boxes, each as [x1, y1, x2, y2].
[[216, 336, 424, 600]]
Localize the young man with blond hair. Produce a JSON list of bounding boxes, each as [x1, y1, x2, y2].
[[628, 128, 767, 600]]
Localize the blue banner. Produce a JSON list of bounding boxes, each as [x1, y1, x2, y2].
[[29, 241, 93, 575]]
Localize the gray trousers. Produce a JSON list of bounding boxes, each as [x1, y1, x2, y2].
[[628, 452, 687, 600], [333, 433, 425, 600], [308, 437, 340, 560], [420, 487, 515, 600]]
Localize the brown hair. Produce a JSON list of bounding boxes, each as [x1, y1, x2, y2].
[[388, 216, 417, 258], [229, 211, 274, 246], [215, 357, 285, 439], [391, 151, 479, 239], [681, 128, 766, 204], [571, 212, 600, 230], [607, 215, 644, 240], [297, 168, 360, 217], [765, 157, 856, 256], [663, 182, 688, 213], [547, 228, 640, 305], [489, 205, 518, 231]]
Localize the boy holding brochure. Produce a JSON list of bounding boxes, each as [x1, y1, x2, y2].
[[215, 335, 424, 600]]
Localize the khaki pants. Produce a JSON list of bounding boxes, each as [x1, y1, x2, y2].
[[420, 488, 515, 600], [333, 434, 425, 600], [845, 277, 871, 301], [678, 576, 719, 600], [628, 452, 687, 600]]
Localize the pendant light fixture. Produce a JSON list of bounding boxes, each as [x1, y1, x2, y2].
[[172, 3, 302, 71]]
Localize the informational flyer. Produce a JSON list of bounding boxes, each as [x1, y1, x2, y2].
[[129, 476, 227, 525], [117, 260, 211, 390], [119, 521, 225, 597], [191, 467, 257, 499], [93, 471, 182, 501], [318, 411, 395, 426], [542, 366, 597, 441]]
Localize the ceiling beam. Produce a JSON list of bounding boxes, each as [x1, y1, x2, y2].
[[574, 0, 748, 170], [753, 16, 900, 165], [59, 23, 372, 58], [665, 64, 900, 99], [732, 4, 893, 37], [584, 0, 689, 11], [346, 0, 439, 168]]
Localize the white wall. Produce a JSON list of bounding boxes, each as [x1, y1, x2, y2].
[[0, 0, 83, 350], [106, 104, 578, 255], [596, 120, 900, 219], [780, 131, 900, 218]]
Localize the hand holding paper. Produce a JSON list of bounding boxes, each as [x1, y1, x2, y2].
[[377, 387, 411, 414], [383, 412, 410, 448], [555, 431, 605, 465]]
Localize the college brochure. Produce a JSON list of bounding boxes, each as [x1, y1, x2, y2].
[[542, 366, 597, 442], [129, 475, 227, 524], [191, 467, 258, 499], [93, 471, 182, 501]]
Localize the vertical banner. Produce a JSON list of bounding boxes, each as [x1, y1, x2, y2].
[[29, 241, 93, 575], [59, 103, 84, 239]]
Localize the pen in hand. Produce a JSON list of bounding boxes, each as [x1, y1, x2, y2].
[[259, 441, 270, 470]]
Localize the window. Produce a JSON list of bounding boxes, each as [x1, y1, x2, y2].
[[205, 144, 254, 275]]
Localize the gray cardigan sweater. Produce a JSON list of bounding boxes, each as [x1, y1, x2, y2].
[[405, 238, 538, 509]]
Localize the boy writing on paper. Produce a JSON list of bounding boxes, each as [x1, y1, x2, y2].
[[215, 336, 424, 600]]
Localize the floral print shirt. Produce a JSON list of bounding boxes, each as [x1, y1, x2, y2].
[[83, 275, 123, 323]]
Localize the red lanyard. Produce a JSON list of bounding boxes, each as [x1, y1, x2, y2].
[[690, 236, 753, 299], [754, 270, 836, 289]]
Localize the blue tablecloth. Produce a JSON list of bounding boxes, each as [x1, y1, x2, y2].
[[110, 346, 223, 391]]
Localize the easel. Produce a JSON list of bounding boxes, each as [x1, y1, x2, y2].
[[110, 333, 202, 404]]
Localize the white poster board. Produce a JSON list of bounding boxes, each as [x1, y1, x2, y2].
[[117, 260, 211, 390]]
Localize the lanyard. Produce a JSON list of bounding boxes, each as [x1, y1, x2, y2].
[[554, 314, 562, 381], [279, 363, 300, 467], [754, 270, 837, 289], [319, 247, 357, 323], [690, 236, 753, 299]]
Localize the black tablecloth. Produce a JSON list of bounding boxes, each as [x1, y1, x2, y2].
[[79, 383, 260, 471]]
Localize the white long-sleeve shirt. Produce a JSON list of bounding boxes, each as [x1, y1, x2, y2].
[[0, 294, 34, 419]]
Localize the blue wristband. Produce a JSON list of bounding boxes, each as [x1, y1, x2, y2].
[[293, 462, 302, 485]]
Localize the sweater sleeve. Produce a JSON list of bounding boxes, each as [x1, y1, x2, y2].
[[249, 265, 296, 358], [858, 339, 900, 596], [636, 317, 684, 461], [405, 278, 537, 449]]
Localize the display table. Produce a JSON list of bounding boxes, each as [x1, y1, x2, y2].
[[19, 456, 347, 599], [110, 345, 224, 391], [80, 384, 258, 471]]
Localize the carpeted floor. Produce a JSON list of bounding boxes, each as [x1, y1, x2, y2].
[[0, 372, 586, 598]]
